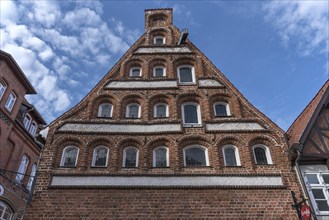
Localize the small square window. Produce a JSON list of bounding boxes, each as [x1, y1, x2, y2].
[[154, 36, 165, 45], [5, 92, 16, 112], [130, 67, 142, 77]]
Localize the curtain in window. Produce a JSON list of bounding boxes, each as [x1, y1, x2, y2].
[[125, 148, 137, 167], [95, 148, 108, 166], [100, 104, 112, 117], [179, 67, 192, 82], [64, 148, 78, 166], [156, 105, 166, 117], [224, 148, 237, 166], [185, 148, 206, 166], [15, 155, 29, 182], [128, 105, 139, 118], [254, 147, 267, 164], [184, 105, 198, 123], [155, 148, 167, 167], [215, 104, 227, 116]]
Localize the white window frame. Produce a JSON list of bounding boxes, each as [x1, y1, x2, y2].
[[125, 103, 141, 118], [5, 91, 16, 112], [177, 65, 196, 84], [183, 145, 209, 167], [97, 103, 113, 118], [213, 102, 231, 116], [0, 201, 13, 220], [29, 121, 37, 136], [15, 154, 29, 182], [23, 114, 32, 130], [153, 66, 166, 77], [129, 67, 142, 77], [153, 146, 169, 167], [252, 144, 273, 165], [181, 102, 202, 127], [154, 103, 169, 118], [122, 147, 139, 168], [0, 80, 7, 100], [92, 146, 109, 167], [27, 164, 37, 191], [154, 36, 165, 45], [222, 145, 241, 166], [60, 146, 79, 167]]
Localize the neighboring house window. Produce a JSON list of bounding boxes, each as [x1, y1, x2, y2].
[[154, 36, 165, 45], [214, 102, 230, 116], [154, 103, 168, 118], [0, 201, 13, 220], [98, 103, 113, 118], [0, 80, 6, 100], [60, 146, 79, 167], [253, 144, 273, 165], [126, 103, 141, 118], [223, 145, 241, 166], [27, 164, 37, 191], [129, 67, 142, 77], [153, 147, 169, 167], [5, 92, 16, 112], [303, 172, 329, 214], [15, 155, 29, 182], [29, 121, 37, 136], [178, 65, 195, 84], [23, 114, 32, 129], [153, 66, 166, 77], [92, 146, 109, 167], [123, 147, 138, 168], [182, 102, 201, 126], [183, 145, 209, 167]]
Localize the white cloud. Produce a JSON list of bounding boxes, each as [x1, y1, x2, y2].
[[263, 1, 329, 56]]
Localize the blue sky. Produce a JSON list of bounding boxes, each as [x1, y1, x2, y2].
[[1, 0, 328, 130]]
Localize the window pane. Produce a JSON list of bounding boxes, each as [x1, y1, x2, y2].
[[100, 104, 112, 117], [155, 148, 167, 167], [125, 149, 137, 167], [16, 155, 29, 182], [155, 38, 164, 45], [155, 68, 164, 77], [5, 92, 16, 111], [184, 105, 198, 123], [322, 174, 329, 184], [306, 174, 320, 184], [23, 115, 31, 129], [131, 69, 140, 77], [185, 148, 206, 166], [156, 105, 166, 118], [215, 104, 227, 116], [316, 201, 329, 211], [64, 148, 78, 166], [95, 148, 108, 166], [128, 105, 139, 118], [312, 189, 326, 199], [0, 201, 13, 220], [224, 148, 237, 166], [254, 147, 268, 164], [27, 164, 37, 190], [0, 81, 6, 99], [29, 122, 37, 136], [179, 67, 193, 83]]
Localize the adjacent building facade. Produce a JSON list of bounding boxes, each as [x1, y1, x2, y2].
[[288, 80, 329, 219], [0, 50, 46, 219], [26, 9, 302, 219]]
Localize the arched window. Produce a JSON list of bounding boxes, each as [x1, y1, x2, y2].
[[15, 155, 29, 182], [60, 146, 79, 167], [154, 36, 165, 45], [153, 66, 166, 77], [29, 121, 37, 136], [153, 147, 169, 167], [183, 145, 209, 167], [154, 103, 168, 118], [182, 102, 201, 126], [0, 201, 13, 220], [253, 144, 273, 165], [223, 145, 241, 166], [92, 146, 109, 167], [5, 91, 16, 112], [23, 114, 32, 130], [126, 103, 141, 118], [0, 80, 7, 100], [98, 103, 113, 118], [27, 164, 37, 191], [178, 65, 195, 84], [214, 102, 230, 116], [123, 147, 138, 168], [129, 67, 142, 77]]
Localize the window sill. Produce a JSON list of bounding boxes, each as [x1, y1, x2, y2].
[[183, 124, 203, 128], [255, 163, 274, 166], [91, 166, 108, 168], [183, 166, 212, 168], [224, 165, 242, 168], [60, 166, 77, 168], [152, 166, 170, 169], [97, 116, 112, 119], [178, 82, 196, 85]]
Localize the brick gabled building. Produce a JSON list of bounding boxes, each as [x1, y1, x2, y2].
[[0, 50, 46, 219], [288, 80, 329, 219], [26, 9, 301, 219]]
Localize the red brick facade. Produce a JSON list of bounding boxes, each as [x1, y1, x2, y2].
[[25, 9, 302, 219]]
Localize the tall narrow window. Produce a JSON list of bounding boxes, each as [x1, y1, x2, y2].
[[253, 144, 272, 165], [23, 114, 32, 129], [0, 80, 6, 100], [178, 65, 195, 84], [16, 155, 29, 182], [130, 67, 142, 77], [123, 147, 138, 167], [29, 121, 37, 136], [153, 147, 169, 167], [183, 145, 209, 167], [98, 103, 113, 118], [5, 92, 16, 112], [154, 36, 165, 45], [60, 146, 79, 167], [214, 102, 230, 116], [182, 102, 201, 126], [0, 201, 13, 220], [27, 164, 37, 190], [153, 66, 166, 77], [154, 103, 168, 118], [126, 103, 141, 118], [92, 146, 109, 167], [223, 145, 241, 166]]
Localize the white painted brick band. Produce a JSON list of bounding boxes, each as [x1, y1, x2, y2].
[[106, 80, 177, 89], [198, 79, 223, 87], [134, 47, 192, 53], [206, 122, 265, 131]]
